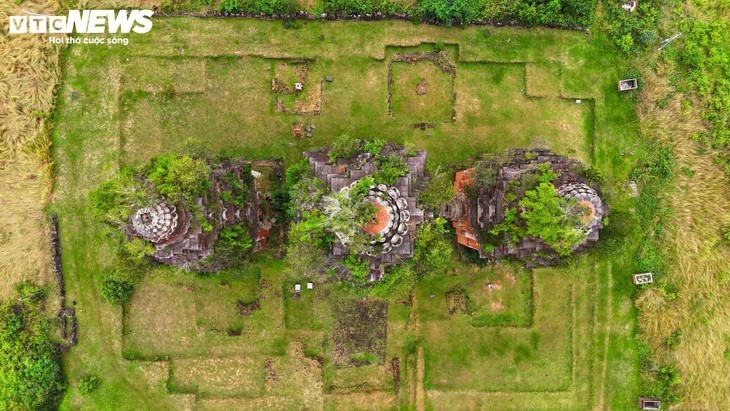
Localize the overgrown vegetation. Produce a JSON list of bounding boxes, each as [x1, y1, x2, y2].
[[0, 283, 64, 410], [158, 0, 597, 28], [100, 276, 135, 305], [490, 163, 589, 255], [420, 166, 456, 210], [677, 12, 730, 173], [605, 0, 660, 54], [328, 134, 361, 162], [413, 218, 453, 274]]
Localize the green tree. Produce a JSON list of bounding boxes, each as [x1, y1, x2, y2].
[[146, 155, 211, 205], [519, 182, 587, 255]]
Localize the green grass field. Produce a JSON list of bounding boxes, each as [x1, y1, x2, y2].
[[51, 18, 643, 410]]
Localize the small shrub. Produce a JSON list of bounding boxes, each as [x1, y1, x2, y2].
[[363, 138, 385, 155], [420, 167, 456, 210], [664, 330, 682, 349], [100, 277, 134, 305], [373, 154, 410, 185], [14, 280, 45, 300], [78, 375, 100, 395], [329, 134, 361, 162], [344, 255, 369, 283], [413, 218, 452, 274]]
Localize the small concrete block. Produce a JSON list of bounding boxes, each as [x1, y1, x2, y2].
[[294, 283, 301, 292], [325, 76, 334, 82], [307, 282, 313, 289]]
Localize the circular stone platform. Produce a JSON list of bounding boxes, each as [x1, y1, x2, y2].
[[131, 203, 180, 243], [557, 183, 604, 232]]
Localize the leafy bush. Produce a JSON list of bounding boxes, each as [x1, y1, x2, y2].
[[416, 0, 483, 25], [344, 255, 370, 283], [121, 237, 155, 263], [145, 155, 211, 206], [420, 167, 456, 210], [328, 134, 361, 162], [100, 277, 135, 305], [0, 288, 64, 410], [653, 365, 681, 404], [220, 0, 300, 14], [605, 0, 659, 54], [371, 263, 418, 300], [677, 15, 730, 173], [373, 153, 410, 185], [518, 182, 588, 255], [322, 187, 376, 254], [88, 169, 155, 227], [363, 138, 385, 155], [218, 223, 253, 252], [78, 375, 100, 395], [220, 165, 253, 207], [322, 0, 405, 16], [413, 218, 453, 274]]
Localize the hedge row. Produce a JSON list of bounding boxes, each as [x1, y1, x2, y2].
[[162, 0, 597, 28]]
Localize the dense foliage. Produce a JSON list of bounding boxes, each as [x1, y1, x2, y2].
[[145, 155, 212, 207], [344, 255, 370, 283], [321, 177, 377, 254], [0, 285, 64, 410], [605, 0, 660, 53], [490, 163, 588, 256], [220, 0, 299, 14], [413, 218, 453, 274], [220, 165, 253, 207], [420, 167, 456, 210], [101, 276, 135, 305], [328, 134, 362, 162], [518, 182, 588, 255], [678, 15, 730, 173], [321, 0, 406, 16], [373, 153, 410, 185]]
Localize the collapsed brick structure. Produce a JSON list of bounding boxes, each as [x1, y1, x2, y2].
[[126, 161, 276, 270], [304, 143, 426, 281], [443, 149, 606, 266]]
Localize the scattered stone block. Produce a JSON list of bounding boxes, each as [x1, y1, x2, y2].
[[325, 76, 334, 82]]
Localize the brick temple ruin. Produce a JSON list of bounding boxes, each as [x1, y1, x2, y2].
[[304, 143, 427, 281], [126, 160, 277, 270], [443, 149, 607, 266]]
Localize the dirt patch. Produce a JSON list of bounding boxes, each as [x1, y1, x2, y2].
[[416, 78, 427, 95], [237, 299, 260, 316], [446, 288, 469, 315], [332, 299, 387, 368], [490, 301, 505, 312]]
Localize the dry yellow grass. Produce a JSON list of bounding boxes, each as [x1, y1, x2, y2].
[[0, 2, 62, 299], [636, 61, 730, 408]]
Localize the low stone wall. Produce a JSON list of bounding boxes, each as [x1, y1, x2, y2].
[[49, 214, 77, 350]]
